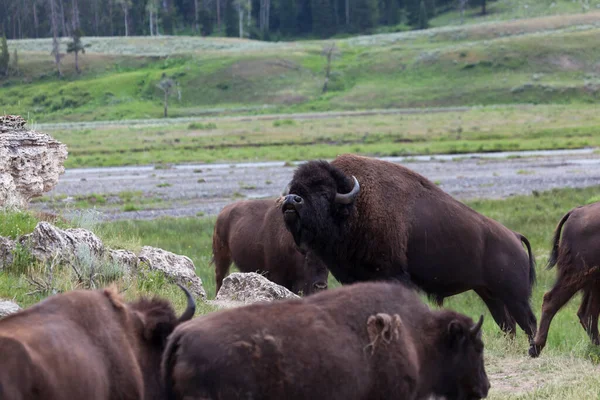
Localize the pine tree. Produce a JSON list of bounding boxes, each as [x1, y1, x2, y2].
[[352, 0, 378, 32], [66, 28, 90, 74], [0, 34, 9, 77], [311, 0, 336, 37], [417, 0, 428, 29], [279, 0, 298, 36], [225, 0, 238, 36]]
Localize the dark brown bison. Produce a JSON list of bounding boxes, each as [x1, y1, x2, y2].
[[212, 198, 329, 295], [162, 281, 490, 400], [281, 154, 537, 345], [0, 284, 195, 400], [530, 202, 600, 357]]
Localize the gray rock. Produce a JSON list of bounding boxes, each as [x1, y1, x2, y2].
[[109, 249, 139, 273], [0, 299, 21, 318], [214, 272, 300, 307], [0, 115, 68, 209], [0, 237, 15, 269], [19, 222, 105, 263], [138, 246, 206, 299]]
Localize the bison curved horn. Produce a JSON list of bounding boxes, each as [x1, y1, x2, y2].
[[176, 283, 196, 323], [335, 176, 360, 205], [470, 315, 484, 336], [281, 182, 291, 196]]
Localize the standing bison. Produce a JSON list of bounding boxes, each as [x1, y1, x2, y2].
[[212, 199, 329, 296], [0, 284, 195, 400], [281, 154, 537, 344], [530, 202, 600, 357], [162, 282, 490, 400]]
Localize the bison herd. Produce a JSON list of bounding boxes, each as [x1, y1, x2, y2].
[[1, 153, 599, 399]]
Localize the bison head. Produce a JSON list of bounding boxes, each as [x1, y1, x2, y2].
[[281, 160, 360, 253], [436, 314, 489, 400]]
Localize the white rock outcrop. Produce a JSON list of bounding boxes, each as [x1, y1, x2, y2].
[[138, 246, 207, 299], [0, 237, 16, 269], [212, 272, 299, 309], [0, 299, 21, 318], [0, 115, 68, 209]]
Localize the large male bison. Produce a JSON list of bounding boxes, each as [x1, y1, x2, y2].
[[0, 284, 195, 400], [163, 281, 490, 400], [530, 202, 600, 357], [212, 198, 329, 295], [281, 154, 537, 344]]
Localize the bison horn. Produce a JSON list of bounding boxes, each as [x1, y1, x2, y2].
[[176, 283, 196, 323], [470, 315, 484, 336], [335, 176, 360, 205], [281, 182, 291, 196]]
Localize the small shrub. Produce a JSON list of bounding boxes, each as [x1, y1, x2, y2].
[[123, 204, 141, 212], [156, 182, 172, 188], [188, 122, 217, 130], [273, 119, 296, 127]]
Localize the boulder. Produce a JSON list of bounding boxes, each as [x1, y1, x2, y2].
[[0, 115, 68, 209], [0, 299, 21, 318], [138, 246, 206, 299], [0, 237, 16, 269], [212, 272, 299, 309], [109, 249, 139, 273], [19, 222, 105, 263]]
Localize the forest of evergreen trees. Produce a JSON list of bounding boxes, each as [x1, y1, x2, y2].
[[0, 0, 489, 41]]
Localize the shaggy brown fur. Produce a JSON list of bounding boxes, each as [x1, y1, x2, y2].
[[162, 282, 489, 400], [0, 285, 195, 400], [281, 154, 537, 344], [530, 201, 600, 357], [212, 198, 328, 295]]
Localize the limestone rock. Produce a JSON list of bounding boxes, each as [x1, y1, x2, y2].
[[0, 299, 21, 318], [138, 246, 206, 299], [0, 115, 68, 209], [0, 237, 16, 269], [214, 272, 300, 307], [19, 222, 105, 263], [109, 249, 139, 273]]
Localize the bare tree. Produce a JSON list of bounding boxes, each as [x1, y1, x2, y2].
[[458, 0, 468, 24], [49, 0, 63, 77], [235, 0, 249, 37], [345, 0, 350, 25], [71, 0, 80, 31], [156, 73, 181, 118], [67, 28, 90, 73], [259, 0, 270, 32], [147, 0, 159, 35], [116, 0, 132, 36], [33, 0, 40, 37], [321, 42, 340, 94], [58, 0, 69, 36]]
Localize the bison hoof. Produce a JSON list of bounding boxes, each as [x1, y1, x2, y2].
[[528, 344, 541, 358]]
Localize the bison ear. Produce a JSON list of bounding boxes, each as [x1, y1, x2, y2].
[[447, 320, 467, 347], [134, 310, 177, 345]]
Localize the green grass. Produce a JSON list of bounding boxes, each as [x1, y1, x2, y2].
[[2, 186, 600, 397], [3, 11, 600, 123], [43, 104, 600, 168]]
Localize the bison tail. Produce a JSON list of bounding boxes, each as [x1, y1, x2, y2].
[[518, 233, 536, 290], [547, 210, 571, 270], [162, 332, 182, 400]]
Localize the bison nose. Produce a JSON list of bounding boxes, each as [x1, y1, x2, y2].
[[283, 194, 304, 211], [292, 195, 303, 204], [314, 282, 328, 291]]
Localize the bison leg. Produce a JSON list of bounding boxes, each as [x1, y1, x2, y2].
[[476, 290, 516, 337], [530, 279, 580, 357], [213, 249, 233, 295], [578, 286, 600, 345]]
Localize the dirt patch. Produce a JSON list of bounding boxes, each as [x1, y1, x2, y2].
[[546, 55, 585, 71]]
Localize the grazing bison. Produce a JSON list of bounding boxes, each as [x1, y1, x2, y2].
[[0, 284, 195, 400], [281, 154, 537, 344], [530, 202, 600, 357], [163, 282, 490, 400], [212, 198, 329, 295]]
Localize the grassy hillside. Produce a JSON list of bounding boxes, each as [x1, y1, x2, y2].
[[2, 11, 600, 123], [3, 185, 600, 398]]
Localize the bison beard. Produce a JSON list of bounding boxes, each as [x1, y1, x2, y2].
[[530, 201, 600, 357], [281, 154, 538, 348], [212, 198, 329, 296], [0, 284, 195, 400], [162, 282, 490, 400]]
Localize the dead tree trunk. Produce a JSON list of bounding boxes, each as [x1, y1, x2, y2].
[[49, 0, 62, 77], [71, 0, 80, 31]]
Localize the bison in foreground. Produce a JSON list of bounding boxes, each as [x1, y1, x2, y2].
[[281, 154, 537, 345], [212, 199, 329, 295], [530, 202, 600, 357], [163, 282, 490, 400], [0, 284, 195, 400]]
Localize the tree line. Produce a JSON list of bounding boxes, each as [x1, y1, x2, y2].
[[0, 0, 490, 41]]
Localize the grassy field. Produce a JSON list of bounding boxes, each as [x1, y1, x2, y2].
[[2, 185, 600, 397], [2, 10, 600, 123]]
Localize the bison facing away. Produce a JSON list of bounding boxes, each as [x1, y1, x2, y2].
[[163, 282, 490, 400], [212, 199, 329, 296], [281, 154, 537, 345], [530, 202, 600, 357], [0, 284, 195, 400]]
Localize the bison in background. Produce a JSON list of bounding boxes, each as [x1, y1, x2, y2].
[[0, 284, 195, 400], [530, 202, 600, 357], [163, 282, 490, 400], [212, 199, 329, 296], [281, 154, 537, 347]]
